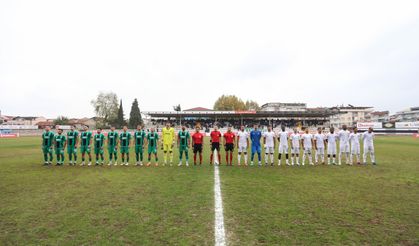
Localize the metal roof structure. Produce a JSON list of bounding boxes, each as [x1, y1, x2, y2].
[[144, 109, 339, 118]]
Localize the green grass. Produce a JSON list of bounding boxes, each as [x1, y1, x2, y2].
[[0, 136, 418, 245]]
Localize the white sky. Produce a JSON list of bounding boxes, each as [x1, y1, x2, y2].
[[1, 0, 419, 118]]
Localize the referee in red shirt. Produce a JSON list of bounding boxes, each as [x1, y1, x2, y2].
[[192, 126, 204, 165], [210, 125, 222, 165], [223, 126, 236, 166]]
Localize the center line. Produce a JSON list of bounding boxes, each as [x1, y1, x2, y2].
[[214, 162, 227, 246]]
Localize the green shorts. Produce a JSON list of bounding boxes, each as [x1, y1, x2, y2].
[[80, 146, 91, 154], [94, 147, 104, 155], [42, 146, 53, 154], [148, 147, 157, 154], [108, 145, 117, 154], [179, 146, 188, 153], [67, 146, 77, 155], [120, 146, 130, 154], [135, 145, 144, 154], [55, 148, 64, 155]]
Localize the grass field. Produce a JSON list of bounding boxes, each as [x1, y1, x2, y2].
[[0, 136, 418, 245]]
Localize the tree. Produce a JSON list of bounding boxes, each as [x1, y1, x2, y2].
[[54, 116, 69, 125], [116, 99, 126, 128], [129, 98, 142, 128], [91, 92, 119, 127], [245, 100, 260, 111], [213, 95, 246, 111], [173, 104, 181, 111]]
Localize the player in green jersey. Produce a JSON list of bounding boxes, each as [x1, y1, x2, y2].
[[53, 128, 66, 166], [146, 127, 159, 167], [66, 125, 79, 165], [80, 126, 93, 166], [41, 126, 55, 165], [119, 125, 132, 166], [177, 125, 191, 167], [94, 128, 105, 165], [107, 126, 119, 166], [134, 124, 146, 166]]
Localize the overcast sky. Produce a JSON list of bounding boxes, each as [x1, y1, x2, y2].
[[1, 0, 419, 118]]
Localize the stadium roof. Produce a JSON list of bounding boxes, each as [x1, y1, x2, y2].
[[144, 109, 338, 118], [330, 105, 373, 110]]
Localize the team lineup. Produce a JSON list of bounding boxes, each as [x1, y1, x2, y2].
[[41, 122, 377, 167]]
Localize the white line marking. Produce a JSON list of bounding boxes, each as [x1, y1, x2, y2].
[[214, 161, 227, 246]]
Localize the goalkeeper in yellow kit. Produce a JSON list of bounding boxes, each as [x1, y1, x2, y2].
[[162, 122, 175, 166]]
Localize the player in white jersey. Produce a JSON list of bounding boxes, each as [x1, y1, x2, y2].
[[326, 127, 338, 165], [348, 127, 361, 165], [362, 127, 376, 165], [290, 128, 301, 166], [277, 125, 290, 166], [263, 126, 276, 166], [337, 125, 351, 165], [236, 125, 249, 166], [313, 127, 326, 164], [301, 128, 314, 165]]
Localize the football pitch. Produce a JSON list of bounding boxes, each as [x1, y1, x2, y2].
[[0, 136, 418, 245]]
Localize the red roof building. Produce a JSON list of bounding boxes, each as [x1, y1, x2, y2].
[[184, 107, 213, 111]]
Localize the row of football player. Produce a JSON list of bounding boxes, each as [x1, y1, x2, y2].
[[239, 124, 376, 166], [41, 123, 376, 166]]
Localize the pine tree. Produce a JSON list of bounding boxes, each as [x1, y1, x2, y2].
[[116, 99, 126, 128], [129, 98, 142, 128]]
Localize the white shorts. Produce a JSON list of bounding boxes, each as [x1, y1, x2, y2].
[[291, 146, 300, 154], [328, 144, 337, 155], [304, 147, 312, 154], [351, 145, 360, 154], [364, 144, 374, 153], [340, 143, 350, 153], [316, 147, 324, 154], [278, 145, 288, 153], [238, 144, 248, 153], [265, 146, 274, 154]]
